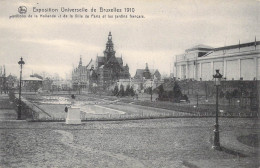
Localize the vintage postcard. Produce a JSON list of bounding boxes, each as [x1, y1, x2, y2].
[[0, 0, 259, 167]]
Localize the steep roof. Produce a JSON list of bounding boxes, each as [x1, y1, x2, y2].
[[149, 69, 160, 75], [97, 56, 105, 63], [135, 69, 160, 78], [135, 69, 145, 77], [106, 56, 124, 70], [116, 57, 123, 64]]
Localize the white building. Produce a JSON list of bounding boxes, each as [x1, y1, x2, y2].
[[174, 41, 260, 81]]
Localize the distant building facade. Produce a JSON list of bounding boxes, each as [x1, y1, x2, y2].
[[134, 63, 161, 80], [95, 32, 130, 89], [22, 76, 43, 92], [71, 58, 94, 91], [174, 41, 260, 81], [51, 79, 72, 91], [71, 32, 130, 91], [132, 63, 163, 92]]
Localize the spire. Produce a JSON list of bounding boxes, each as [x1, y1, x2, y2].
[[145, 63, 149, 70], [143, 63, 151, 79], [108, 31, 112, 40], [105, 32, 114, 52], [104, 32, 116, 60], [78, 56, 82, 67]]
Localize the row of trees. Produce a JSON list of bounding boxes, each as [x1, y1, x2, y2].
[[113, 84, 135, 97], [157, 82, 189, 102]]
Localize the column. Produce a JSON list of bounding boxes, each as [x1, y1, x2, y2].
[[255, 57, 258, 80], [223, 59, 227, 78], [211, 61, 214, 79], [193, 61, 196, 80], [186, 63, 189, 79], [175, 64, 178, 78], [179, 65, 182, 79], [199, 63, 202, 80]]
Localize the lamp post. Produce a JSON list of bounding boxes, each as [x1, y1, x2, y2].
[[18, 57, 25, 120], [212, 69, 222, 150], [150, 77, 153, 102]]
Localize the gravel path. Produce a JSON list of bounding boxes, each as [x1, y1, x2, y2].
[[55, 130, 145, 168], [0, 118, 259, 167]]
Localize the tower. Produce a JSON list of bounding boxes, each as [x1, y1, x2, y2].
[[78, 56, 82, 67], [104, 32, 116, 61], [143, 63, 151, 79]]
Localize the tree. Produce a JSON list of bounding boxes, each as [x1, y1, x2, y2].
[[125, 85, 131, 96], [232, 89, 239, 98], [225, 91, 232, 106], [140, 83, 144, 91], [173, 82, 182, 102], [42, 77, 53, 91], [158, 85, 164, 99], [129, 86, 135, 96], [219, 90, 224, 98], [113, 85, 119, 96], [119, 84, 125, 97], [32, 82, 41, 93]]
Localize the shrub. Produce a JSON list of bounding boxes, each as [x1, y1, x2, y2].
[[113, 85, 119, 96], [118, 84, 125, 97]]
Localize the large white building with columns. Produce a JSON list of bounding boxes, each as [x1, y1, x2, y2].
[[174, 41, 260, 81]]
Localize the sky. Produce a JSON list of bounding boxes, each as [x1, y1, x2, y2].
[[0, 0, 259, 79]]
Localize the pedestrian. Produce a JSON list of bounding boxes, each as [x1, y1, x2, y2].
[[64, 106, 68, 119], [65, 106, 68, 112]]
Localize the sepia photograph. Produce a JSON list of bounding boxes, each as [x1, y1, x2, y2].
[[0, 0, 259, 167]]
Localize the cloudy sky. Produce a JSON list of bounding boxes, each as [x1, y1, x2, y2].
[[0, 0, 259, 79]]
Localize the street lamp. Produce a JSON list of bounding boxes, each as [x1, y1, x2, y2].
[[18, 57, 25, 120], [212, 69, 222, 150], [150, 77, 153, 102]]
